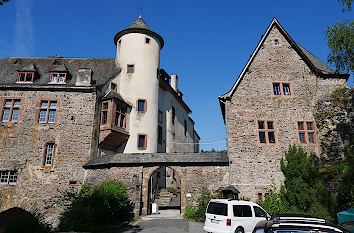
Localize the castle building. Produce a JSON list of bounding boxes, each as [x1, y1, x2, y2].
[[0, 16, 200, 225], [219, 18, 349, 201]]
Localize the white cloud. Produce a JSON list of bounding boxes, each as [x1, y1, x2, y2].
[[14, 0, 33, 57]]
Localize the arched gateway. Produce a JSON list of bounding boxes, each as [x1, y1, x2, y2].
[[84, 152, 229, 217]]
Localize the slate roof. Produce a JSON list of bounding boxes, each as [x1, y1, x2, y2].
[[83, 152, 229, 168], [0, 57, 120, 88], [129, 16, 152, 31], [114, 16, 164, 48], [102, 90, 132, 106]]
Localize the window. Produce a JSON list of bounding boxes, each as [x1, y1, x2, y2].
[[44, 143, 55, 166], [49, 72, 67, 84], [127, 64, 134, 73], [274, 39, 279, 45], [2, 99, 21, 122], [115, 102, 127, 129], [172, 107, 175, 125], [137, 99, 146, 112], [298, 121, 315, 144], [17, 72, 34, 83], [158, 110, 163, 124], [258, 120, 276, 144], [137, 134, 147, 149], [158, 125, 162, 144], [253, 206, 267, 218], [39, 100, 57, 123], [145, 38, 150, 44], [184, 119, 187, 137], [273, 82, 291, 95], [101, 102, 108, 124], [233, 205, 252, 217], [206, 202, 228, 216], [111, 82, 117, 91], [258, 193, 263, 201], [0, 171, 18, 185]]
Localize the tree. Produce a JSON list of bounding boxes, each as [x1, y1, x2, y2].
[[279, 145, 337, 220], [0, 0, 10, 6], [325, 1, 353, 74], [260, 146, 337, 221]]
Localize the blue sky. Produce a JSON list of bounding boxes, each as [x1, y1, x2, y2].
[[0, 0, 352, 151]]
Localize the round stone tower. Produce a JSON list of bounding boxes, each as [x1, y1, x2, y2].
[[114, 16, 164, 153]]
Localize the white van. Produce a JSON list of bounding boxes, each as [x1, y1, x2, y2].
[[203, 199, 270, 233]]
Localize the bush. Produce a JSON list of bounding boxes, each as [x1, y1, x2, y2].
[[58, 180, 134, 232], [259, 145, 337, 221], [5, 215, 51, 233], [183, 187, 211, 222]]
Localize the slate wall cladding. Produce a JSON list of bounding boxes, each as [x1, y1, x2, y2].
[[225, 25, 347, 200], [0, 89, 96, 225]]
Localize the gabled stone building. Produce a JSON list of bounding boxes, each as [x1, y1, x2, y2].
[[219, 18, 349, 201]]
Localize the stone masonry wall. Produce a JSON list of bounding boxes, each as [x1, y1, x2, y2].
[[225, 25, 347, 201], [0, 89, 97, 226], [85, 164, 229, 215]]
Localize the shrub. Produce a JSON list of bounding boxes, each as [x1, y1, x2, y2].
[[183, 187, 212, 222], [58, 180, 134, 232]]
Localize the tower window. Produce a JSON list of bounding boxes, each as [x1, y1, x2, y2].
[[137, 134, 147, 149], [137, 99, 146, 112], [111, 82, 117, 91], [184, 119, 187, 137], [127, 64, 134, 73], [145, 38, 150, 44], [118, 40, 121, 45], [172, 107, 175, 125], [274, 39, 279, 45]]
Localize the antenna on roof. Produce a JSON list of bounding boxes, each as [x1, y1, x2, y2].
[[139, 7, 142, 18]]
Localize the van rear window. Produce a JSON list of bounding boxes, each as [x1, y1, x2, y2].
[[233, 205, 252, 217], [207, 202, 228, 216]]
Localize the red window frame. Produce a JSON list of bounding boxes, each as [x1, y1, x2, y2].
[[49, 72, 67, 84], [17, 72, 34, 82]]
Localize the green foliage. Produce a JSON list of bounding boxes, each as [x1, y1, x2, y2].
[[5, 215, 51, 233], [280, 145, 337, 220], [325, 20, 353, 74], [260, 179, 288, 215], [58, 180, 134, 232], [338, 0, 352, 11], [260, 146, 337, 221], [0, 0, 10, 6], [183, 187, 212, 222]]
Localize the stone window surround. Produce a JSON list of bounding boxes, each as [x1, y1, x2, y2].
[[137, 133, 147, 150], [256, 119, 278, 146], [17, 71, 34, 83], [271, 81, 292, 96], [137, 99, 147, 113], [35, 98, 61, 124], [42, 141, 57, 168], [0, 97, 24, 123], [297, 121, 316, 145], [49, 72, 67, 84]]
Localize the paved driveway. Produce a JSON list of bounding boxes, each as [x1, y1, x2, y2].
[[119, 209, 204, 233]]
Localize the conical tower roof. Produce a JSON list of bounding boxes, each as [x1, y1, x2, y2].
[[114, 16, 164, 48], [128, 16, 152, 31]]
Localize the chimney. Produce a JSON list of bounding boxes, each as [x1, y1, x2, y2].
[[75, 68, 92, 86], [170, 74, 178, 92]]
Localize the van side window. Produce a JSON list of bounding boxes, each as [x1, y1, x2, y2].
[[253, 206, 267, 217], [233, 205, 252, 217], [206, 202, 228, 216]]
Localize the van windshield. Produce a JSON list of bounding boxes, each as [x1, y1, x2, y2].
[[206, 202, 228, 216]]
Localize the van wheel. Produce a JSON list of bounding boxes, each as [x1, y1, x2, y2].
[[235, 228, 244, 233]]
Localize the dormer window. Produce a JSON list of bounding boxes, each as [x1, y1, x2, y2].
[[17, 72, 34, 83], [50, 73, 67, 84]]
